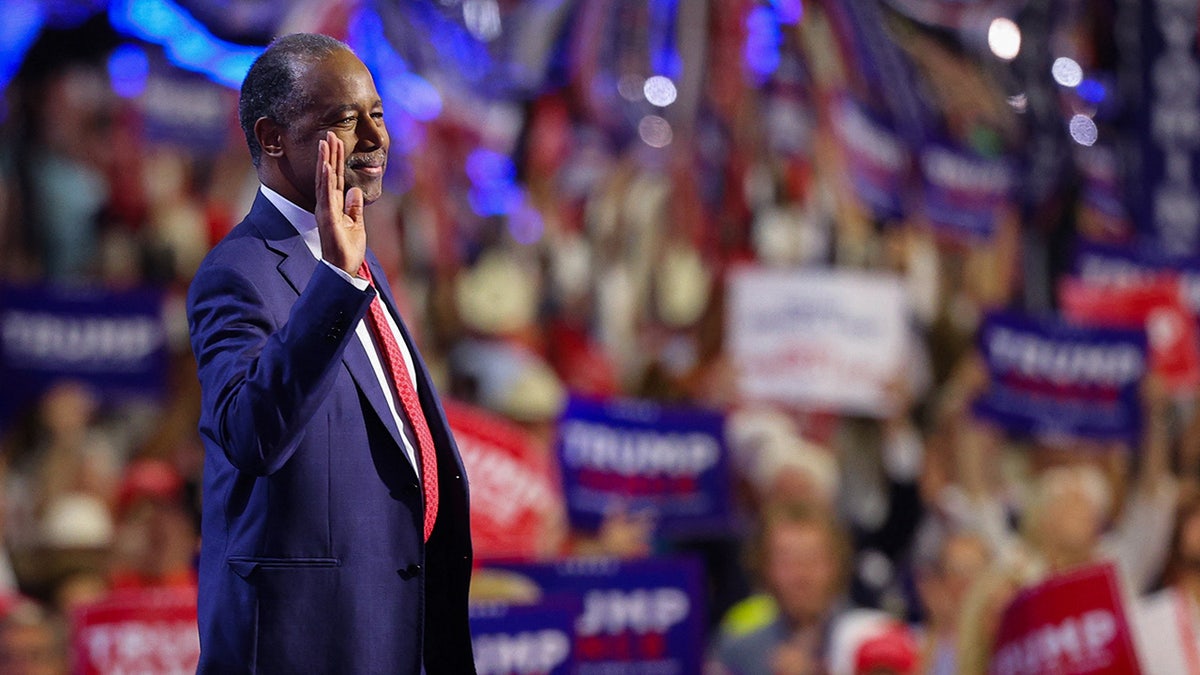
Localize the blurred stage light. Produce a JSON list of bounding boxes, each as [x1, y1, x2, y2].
[[107, 44, 150, 98], [463, 0, 502, 41], [466, 148, 523, 217], [638, 115, 673, 148], [745, 6, 782, 80], [1069, 114, 1098, 146], [643, 75, 677, 107], [109, 0, 262, 88], [1075, 78, 1107, 105], [0, 0, 44, 93], [987, 17, 1021, 61], [1006, 93, 1028, 113], [770, 0, 804, 25], [347, 7, 443, 122], [1052, 57, 1083, 87]]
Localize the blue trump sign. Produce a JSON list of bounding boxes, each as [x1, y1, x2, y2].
[[0, 283, 168, 426], [487, 557, 706, 675], [471, 600, 578, 675], [973, 312, 1148, 441], [556, 396, 733, 537]]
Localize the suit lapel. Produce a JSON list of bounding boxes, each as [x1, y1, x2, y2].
[[251, 193, 411, 462]]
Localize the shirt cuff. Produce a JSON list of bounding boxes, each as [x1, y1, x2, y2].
[[322, 259, 371, 291]]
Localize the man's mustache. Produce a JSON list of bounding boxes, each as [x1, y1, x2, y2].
[[346, 151, 386, 169]]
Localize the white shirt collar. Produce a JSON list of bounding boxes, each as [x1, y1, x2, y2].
[[260, 184, 322, 261]]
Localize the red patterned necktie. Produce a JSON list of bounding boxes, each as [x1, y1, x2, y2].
[[358, 261, 439, 542]]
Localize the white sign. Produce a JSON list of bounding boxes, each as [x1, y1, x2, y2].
[[727, 267, 909, 416]]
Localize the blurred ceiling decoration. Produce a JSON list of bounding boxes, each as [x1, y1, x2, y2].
[[879, 0, 1029, 32], [171, 0, 285, 44], [108, 0, 263, 88]]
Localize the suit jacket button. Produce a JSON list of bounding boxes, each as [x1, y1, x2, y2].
[[397, 564, 422, 579]]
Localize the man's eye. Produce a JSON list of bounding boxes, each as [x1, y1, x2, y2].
[[371, 112, 384, 120], [336, 116, 356, 126]]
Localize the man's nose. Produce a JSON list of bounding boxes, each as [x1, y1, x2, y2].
[[357, 116, 386, 150]]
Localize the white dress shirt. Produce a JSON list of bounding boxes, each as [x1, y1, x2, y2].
[[261, 185, 422, 476]]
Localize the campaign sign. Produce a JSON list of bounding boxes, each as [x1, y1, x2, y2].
[[487, 557, 705, 675], [726, 266, 908, 416], [71, 588, 199, 675], [471, 600, 578, 675], [1059, 276, 1200, 392], [0, 283, 168, 426], [829, 92, 910, 221], [1072, 239, 1200, 318], [556, 396, 732, 536], [990, 563, 1142, 675], [138, 57, 235, 157], [919, 143, 1014, 243], [445, 399, 566, 561], [973, 312, 1148, 441]]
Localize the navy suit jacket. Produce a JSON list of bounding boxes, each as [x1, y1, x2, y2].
[[187, 192, 474, 674]]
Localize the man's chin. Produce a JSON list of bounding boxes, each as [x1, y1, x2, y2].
[[350, 180, 385, 204]]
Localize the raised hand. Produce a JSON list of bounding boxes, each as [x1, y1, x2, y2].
[[315, 131, 366, 276]]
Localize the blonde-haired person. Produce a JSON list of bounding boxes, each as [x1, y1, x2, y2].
[[953, 375, 1178, 673]]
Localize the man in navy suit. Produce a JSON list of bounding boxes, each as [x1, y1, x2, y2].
[[187, 34, 474, 673]]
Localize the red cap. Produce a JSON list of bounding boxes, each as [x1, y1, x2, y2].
[[116, 459, 184, 516], [854, 624, 919, 674]]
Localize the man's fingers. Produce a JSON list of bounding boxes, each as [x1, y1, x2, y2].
[[317, 138, 329, 200], [332, 131, 345, 194], [345, 187, 364, 224]]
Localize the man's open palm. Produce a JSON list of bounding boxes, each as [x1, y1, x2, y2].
[[316, 131, 366, 276]]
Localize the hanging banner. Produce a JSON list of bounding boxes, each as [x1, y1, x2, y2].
[[919, 143, 1014, 243], [973, 312, 1148, 441], [446, 400, 566, 561], [555, 396, 733, 536], [70, 588, 199, 675], [990, 563, 1142, 675], [0, 283, 168, 427], [726, 266, 908, 416], [471, 600, 578, 675], [1059, 276, 1200, 392], [487, 557, 706, 675], [829, 92, 911, 221], [1119, 0, 1200, 255]]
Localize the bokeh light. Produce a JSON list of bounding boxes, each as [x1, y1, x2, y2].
[[107, 43, 150, 99], [643, 75, 677, 107], [1069, 114, 1098, 146], [638, 115, 673, 148], [1052, 57, 1083, 87], [987, 17, 1021, 61]]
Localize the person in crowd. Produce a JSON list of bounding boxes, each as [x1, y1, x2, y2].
[[0, 599, 66, 675], [186, 34, 473, 673], [710, 503, 889, 675], [953, 374, 1178, 673], [107, 457, 197, 591], [913, 530, 990, 674], [1135, 491, 1200, 672]]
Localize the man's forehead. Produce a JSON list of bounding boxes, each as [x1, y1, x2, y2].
[[294, 52, 380, 105]]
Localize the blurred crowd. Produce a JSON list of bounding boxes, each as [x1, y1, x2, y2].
[[0, 1, 1196, 674]]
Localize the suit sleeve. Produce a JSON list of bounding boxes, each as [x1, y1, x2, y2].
[[188, 261, 374, 476]]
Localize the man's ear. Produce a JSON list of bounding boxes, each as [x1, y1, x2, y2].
[[255, 117, 285, 159]]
